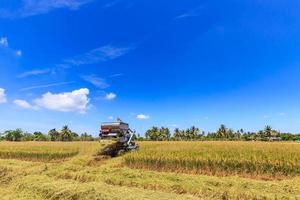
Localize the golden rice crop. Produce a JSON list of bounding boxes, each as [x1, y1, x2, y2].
[[0, 141, 299, 199], [124, 141, 300, 178], [0, 142, 79, 161]]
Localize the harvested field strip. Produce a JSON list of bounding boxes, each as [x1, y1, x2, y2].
[[124, 141, 300, 178], [12, 175, 199, 200], [98, 167, 300, 199]]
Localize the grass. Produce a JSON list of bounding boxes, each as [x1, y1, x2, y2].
[[124, 141, 300, 179], [0, 141, 299, 199]]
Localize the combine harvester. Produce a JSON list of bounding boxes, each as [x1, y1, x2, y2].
[[100, 119, 139, 157]]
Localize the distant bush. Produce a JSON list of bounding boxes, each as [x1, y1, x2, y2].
[[1, 126, 96, 142]]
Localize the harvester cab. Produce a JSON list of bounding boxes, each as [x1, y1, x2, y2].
[[100, 119, 139, 157]]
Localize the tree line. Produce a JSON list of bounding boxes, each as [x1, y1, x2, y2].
[[1, 124, 300, 142], [142, 125, 300, 141], [0, 125, 95, 142]]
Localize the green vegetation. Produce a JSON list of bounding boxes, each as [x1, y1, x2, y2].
[[1, 124, 300, 143], [0, 141, 299, 199], [0, 126, 96, 142], [144, 125, 300, 141]]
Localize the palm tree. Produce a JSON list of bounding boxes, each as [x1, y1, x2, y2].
[[264, 125, 272, 138], [188, 126, 200, 140], [240, 129, 244, 135], [60, 125, 72, 141], [217, 124, 227, 138], [159, 127, 170, 141], [49, 129, 60, 141], [227, 129, 234, 139], [145, 127, 159, 141], [174, 128, 183, 140]]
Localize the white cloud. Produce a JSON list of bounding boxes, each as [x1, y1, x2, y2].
[[16, 50, 22, 57], [20, 81, 75, 91], [13, 99, 37, 110], [18, 69, 51, 78], [0, 0, 93, 18], [108, 116, 114, 120], [0, 37, 8, 47], [81, 75, 109, 89], [136, 114, 150, 120], [63, 45, 133, 67], [34, 88, 90, 113], [105, 92, 117, 100], [0, 88, 7, 103]]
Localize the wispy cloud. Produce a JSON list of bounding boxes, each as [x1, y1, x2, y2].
[[174, 6, 203, 20], [13, 99, 38, 110], [103, 0, 120, 9], [168, 124, 178, 128], [18, 69, 51, 78], [0, 88, 7, 104], [81, 75, 110, 89], [0, 37, 8, 47], [263, 115, 269, 119], [20, 81, 75, 91], [0, 36, 22, 57], [22, 45, 133, 77], [63, 45, 133, 67], [0, 0, 94, 19], [110, 73, 123, 78]]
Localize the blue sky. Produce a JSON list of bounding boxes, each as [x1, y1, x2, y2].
[[1, 0, 300, 136]]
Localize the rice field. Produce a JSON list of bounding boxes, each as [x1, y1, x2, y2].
[[0, 142, 80, 161], [124, 141, 300, 179], [0, 141, 299, 199]]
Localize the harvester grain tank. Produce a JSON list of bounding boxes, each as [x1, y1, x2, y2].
[[100, 121, 129, 138]]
